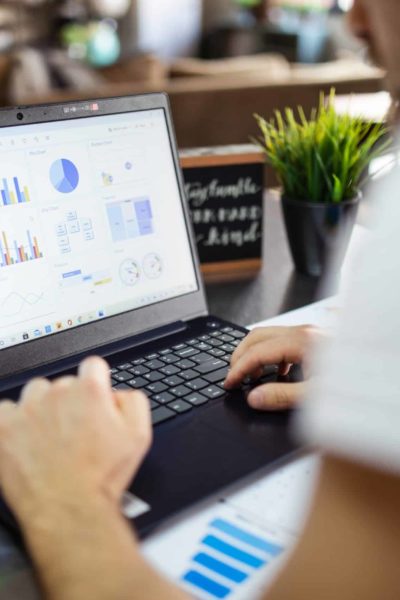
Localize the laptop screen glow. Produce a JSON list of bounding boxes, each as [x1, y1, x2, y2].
[[0, 108, 198, 350]]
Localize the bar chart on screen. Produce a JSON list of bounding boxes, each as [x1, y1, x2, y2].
[[0, 176, 31, 206], [0, 228, 43, 267]]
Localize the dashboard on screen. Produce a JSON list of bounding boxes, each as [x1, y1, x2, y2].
[[0, 109, 198, 351]]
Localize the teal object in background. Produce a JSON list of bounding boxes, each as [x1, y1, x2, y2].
[[87, 22, 121, 67]]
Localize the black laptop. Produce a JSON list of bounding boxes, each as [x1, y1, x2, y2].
[[0, 94, 300, 538]]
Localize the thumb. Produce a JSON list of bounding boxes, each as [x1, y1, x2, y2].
[[247, 381, 307, 412]]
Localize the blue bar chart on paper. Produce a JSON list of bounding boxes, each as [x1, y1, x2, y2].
[[0, 177, 31, 206], [181, 518, 284, 600]]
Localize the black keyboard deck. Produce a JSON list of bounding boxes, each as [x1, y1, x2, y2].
[[111, 325, 246, 426]]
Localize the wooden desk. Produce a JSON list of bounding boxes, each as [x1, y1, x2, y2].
[[0, 190, 327, 598]]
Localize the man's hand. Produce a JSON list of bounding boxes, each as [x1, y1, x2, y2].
[[224, 325, 324, 411], [0, 357, 152, 526]]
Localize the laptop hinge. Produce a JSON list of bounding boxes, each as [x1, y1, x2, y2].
[[0, 320, 188, 393]]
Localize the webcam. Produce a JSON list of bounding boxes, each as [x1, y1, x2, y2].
[[16, 112, 24, 121]]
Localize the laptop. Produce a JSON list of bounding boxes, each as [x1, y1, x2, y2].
[[0, 94, 300, 538]]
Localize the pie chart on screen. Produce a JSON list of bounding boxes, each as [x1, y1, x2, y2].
[[50, 159, 80, 194]]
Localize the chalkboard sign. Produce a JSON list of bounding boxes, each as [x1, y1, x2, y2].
[[180, 145, 264, 282]]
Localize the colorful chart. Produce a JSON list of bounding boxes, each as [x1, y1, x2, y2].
[[50, 159, 80, 194], [0, 177, 31, 206], [181, 518, 283, 599], [0, 229, 43, 267]]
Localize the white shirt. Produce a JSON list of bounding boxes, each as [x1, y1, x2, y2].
[[296, 167, 400, 475]]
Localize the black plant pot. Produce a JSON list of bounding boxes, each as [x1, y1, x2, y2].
[[281, 193, 360, 278]]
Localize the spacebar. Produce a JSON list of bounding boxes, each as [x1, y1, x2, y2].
[[204, 366, 229, 384]]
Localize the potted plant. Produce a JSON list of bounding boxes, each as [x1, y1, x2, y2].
[[254, 91, 390, 277]]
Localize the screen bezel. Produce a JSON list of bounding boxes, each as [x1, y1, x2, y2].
[[0, 94, 208, 380]]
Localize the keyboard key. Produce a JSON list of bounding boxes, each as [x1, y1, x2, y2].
[[160, 364, 180, 376], [152, 407, 176, 426], [127, 377, 147, 388], [176, 359, 195, 370], [208, 338, 224, 347], [192, 352, 215, 364], [132, 358, 145, 365], [159, 348, 171, 356], [210, 331, 223, 338], [145, 359, 165, 370], [170, 385, 192, 397], [222, 327, 233, 333], [146, 382, 168, 394], [220, 334, 234, 343], [230, 330, 247, 339], [163, 375, 184, 387], [199, 335, 210, 341], [144, 371, 164, 383], [113, 370, 133, 382], [150, 400, 159, 410], [117, 363, 132, 371], [197, 342, 212, 351], [221, 344, 235, 353], [203, 386, 226, 399], [172, 343, 186, 350], [180, 368, 199, 381], [209, 348, 226, 358], [185, 393, 208, 407], [186, 378, 208, 391], [110, 368, 119, 375], [195, 359, 227, 375], [175, 347, 199, 358], [152, 392, 174, 405], [128, 365, 150, 376], [203, 366, 229, 384], [113, 383, 131, 390], [188, 340, 211, 351], [167, 400, 192, 414], [161, 354, 180, 364], [145, 353, 159, 360]]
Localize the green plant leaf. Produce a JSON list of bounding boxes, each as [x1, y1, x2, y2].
[[254, 90, 391, 203]]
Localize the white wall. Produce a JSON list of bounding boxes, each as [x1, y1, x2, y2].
[[136, 0, 202, 60]]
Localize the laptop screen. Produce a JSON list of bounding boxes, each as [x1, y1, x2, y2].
[[0, 108, 198, 351]]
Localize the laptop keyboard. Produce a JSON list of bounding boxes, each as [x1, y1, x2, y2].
[[111, 326, 247, 426]]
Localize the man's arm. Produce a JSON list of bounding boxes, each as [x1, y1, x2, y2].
[[20, 494, 187, 600], [264, 455, 400, 600]]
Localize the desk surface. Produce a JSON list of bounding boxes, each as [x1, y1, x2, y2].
[[0, 191, 325, 599], [207, 190, 324, 326]]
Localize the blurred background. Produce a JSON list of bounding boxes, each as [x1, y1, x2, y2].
[[0, 0, 385, 148]]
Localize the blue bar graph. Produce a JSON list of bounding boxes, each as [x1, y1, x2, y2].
[[0, 176, 30, 206], [183, 571, 231, 599], [202, 536, 265, 569], [181, 517, 286, 599], [193, 553, 248, 584], [211, 519, 283, 557]]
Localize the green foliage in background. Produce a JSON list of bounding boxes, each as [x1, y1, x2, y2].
[[255, 91, 391, 203]]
